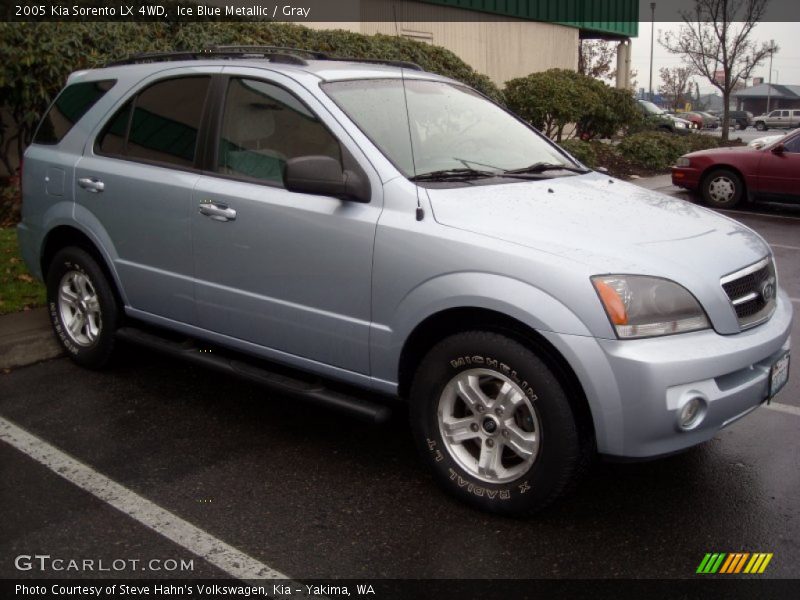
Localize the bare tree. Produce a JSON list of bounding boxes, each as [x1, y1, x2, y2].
[[578, 40, 616, 81], [659, 67, 694, 111], [660, 0, 774, 141]]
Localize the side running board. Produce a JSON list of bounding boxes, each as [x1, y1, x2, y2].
[[115, 327, 392, 424]]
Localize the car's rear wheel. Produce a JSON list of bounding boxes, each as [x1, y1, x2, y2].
[[46, 247, 120, 368], [755, 121, 767, 131], [409, 331, 591, 515], [702, 168, 744, 208]]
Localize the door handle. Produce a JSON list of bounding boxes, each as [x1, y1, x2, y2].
[[78, 177, 105, 193], [199, 201, 237, 222]]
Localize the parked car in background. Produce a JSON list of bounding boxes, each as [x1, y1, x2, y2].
[[674, 111, 704, 130], [638, 100, 691, 134], [725, 110, 754, 130], [672, 128, 800, 207], [754, 109, 800, 131], [694, 111, 720, 129], [749, 132, 786, 149]]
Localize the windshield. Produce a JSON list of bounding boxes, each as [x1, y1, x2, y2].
[[640, 101, 665, 116], [322, 78, 576, 178]]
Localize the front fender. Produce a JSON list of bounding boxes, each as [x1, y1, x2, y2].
[[369, 271, 593, 388]]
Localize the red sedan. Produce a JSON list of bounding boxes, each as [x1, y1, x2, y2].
[[671, 129, 800, 208]]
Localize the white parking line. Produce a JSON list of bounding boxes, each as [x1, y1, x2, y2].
[[0, 416, 290, 582], [771, 244, 800, 252], [766, 403, 800, 418], [717, 208, 800, 222]]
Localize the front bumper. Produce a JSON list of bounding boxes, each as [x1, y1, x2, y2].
[[671, 166, 702, 190], [541, 291, 792, 458]]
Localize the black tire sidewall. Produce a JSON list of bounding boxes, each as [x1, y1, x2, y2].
[[702, 168, 743, 208], [410, 332, 581, 515], [46, 247, 119, 368]]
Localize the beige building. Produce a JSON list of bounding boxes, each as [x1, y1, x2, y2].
[[223, 0, 637, 88]]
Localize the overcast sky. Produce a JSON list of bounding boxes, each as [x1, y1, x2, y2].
[[629, 21, 798, 95]]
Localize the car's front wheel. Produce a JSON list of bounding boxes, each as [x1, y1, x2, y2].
[[755, 121, 767, 131], [46, 246, 120, 368], [702, 168, 744, 208], [409, 331, 591, 515]]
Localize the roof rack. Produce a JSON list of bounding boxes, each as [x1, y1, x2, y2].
[[106, 46, 424, 71]]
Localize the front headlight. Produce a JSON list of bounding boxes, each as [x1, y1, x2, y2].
[[675, 121, 687, 129], [676, 157, 691, 167], [591, 275, 710, 339]]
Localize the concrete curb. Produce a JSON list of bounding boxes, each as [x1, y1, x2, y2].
[[0, 307, 64, 370]]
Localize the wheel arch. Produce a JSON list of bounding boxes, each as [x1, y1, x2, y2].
[[397, 306, 596, 443], [700, 163, 750, 198], [41, 225, 127, 307]]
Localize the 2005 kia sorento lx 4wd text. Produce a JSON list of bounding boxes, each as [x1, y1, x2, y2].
[[18, 48, 792, 516]]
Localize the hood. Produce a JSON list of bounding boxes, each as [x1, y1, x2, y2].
[[426, 172, 769, 279], [687, 146, 756, 158]]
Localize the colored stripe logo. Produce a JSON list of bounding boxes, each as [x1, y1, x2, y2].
[[696, 552, 773, 574]]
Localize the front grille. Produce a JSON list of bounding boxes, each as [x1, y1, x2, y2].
[[721, 257, 777, 330]]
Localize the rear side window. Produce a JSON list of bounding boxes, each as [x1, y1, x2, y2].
[[96, 76, 211, 169], [34, 80, 116, 145]]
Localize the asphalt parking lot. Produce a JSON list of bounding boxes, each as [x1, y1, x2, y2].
[[1, 187, 799, 588]]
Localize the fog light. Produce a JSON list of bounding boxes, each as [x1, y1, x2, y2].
[[678, 396, 706, 430]]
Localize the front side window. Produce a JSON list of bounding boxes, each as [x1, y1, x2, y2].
[[783, 134, 800, 153], [323, 79, 573, 177], [34, 80, 115, 145], [217, 78, 341, 185], [95, 76, 210, 168]]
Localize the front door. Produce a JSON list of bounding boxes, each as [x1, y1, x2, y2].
[[757, 132, 800, 199], [191, 75, 380, 375]]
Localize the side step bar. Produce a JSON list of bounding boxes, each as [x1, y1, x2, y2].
[[115, 327, 392, 424]]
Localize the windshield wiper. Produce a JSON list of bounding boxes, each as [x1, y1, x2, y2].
[[409, 168, 496, 182], [503, 162, 590, 175]]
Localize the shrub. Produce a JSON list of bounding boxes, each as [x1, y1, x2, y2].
[[504, 68, 641, 142], [559, 139, 597, 168], [684, 134, 721, 152], [505, 69, 602, 141], [618, 131, 690, 171]]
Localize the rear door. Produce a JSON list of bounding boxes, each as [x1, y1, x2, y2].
[[74, 71, 218, 324], [191, 72, 381, 375]]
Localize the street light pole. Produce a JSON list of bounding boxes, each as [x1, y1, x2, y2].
[[766, 40, 774, 113], [649, 2, 656, 101]]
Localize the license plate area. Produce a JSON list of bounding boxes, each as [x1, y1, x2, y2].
[[768, 351, 790, 401]]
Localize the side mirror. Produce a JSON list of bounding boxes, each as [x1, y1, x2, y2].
[[284, 155, 370, 203], [771, 143, 785, 154]]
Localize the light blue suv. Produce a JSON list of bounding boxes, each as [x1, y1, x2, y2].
[[18, 48, 792, 515]]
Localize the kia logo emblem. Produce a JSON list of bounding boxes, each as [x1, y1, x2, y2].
[[761, 278, 776, 302]]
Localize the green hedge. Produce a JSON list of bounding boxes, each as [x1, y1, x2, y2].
[[504, 68, 642, 142], [618, 132, 715, 171], [558, 139, 597, 168]]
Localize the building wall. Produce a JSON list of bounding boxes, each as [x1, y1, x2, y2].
[[737, 98, 800, 115], [306, 0, 579, 85]]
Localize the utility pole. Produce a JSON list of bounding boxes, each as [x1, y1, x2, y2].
[[766, 40, 775, 113], [649, 2, 656, 101]]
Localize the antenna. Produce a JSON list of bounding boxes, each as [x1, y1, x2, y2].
[[393, 2, 425, 222]]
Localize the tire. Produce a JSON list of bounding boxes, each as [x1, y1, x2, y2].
[[702, 168, 744, 209], [755, 121, 767, 131], [409, 331, 591, 516], [46, 246, 120, 369], [737, 121, 747, 131]]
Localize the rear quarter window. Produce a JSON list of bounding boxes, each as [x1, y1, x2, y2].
[[33, 80, 116, 145]]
